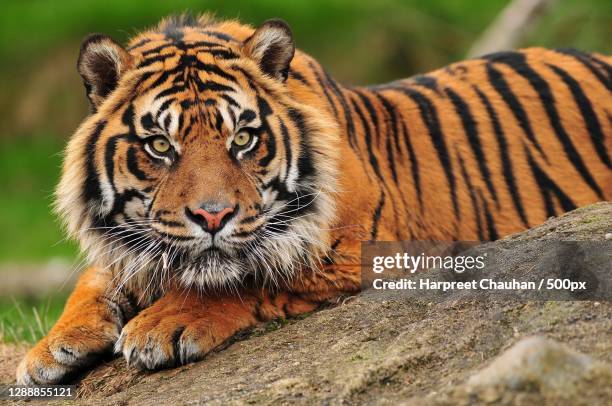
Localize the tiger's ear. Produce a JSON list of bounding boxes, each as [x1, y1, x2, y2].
[[243, 19, 295, 82], [77, 34, 132, 110]]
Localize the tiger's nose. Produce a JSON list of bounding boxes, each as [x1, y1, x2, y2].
[[186, 202, 237, 233]]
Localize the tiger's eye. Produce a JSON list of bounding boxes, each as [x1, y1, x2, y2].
[[151, 137, 170, 153], [233, 132, 251, 147]]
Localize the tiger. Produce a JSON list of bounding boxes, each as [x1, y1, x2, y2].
[[17, 14, 611, 385]]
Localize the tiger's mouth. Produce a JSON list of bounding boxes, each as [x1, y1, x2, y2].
[[167, 234, 273, 290], [101, 217, 274, 288], [189, 244, 247, 264], [83, 190, 331, 295]]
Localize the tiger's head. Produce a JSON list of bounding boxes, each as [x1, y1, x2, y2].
[[56, 15, 339, 295]]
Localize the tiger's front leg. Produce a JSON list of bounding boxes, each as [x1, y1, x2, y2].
[[113, 239, 363, 370], [16, 267, 134, 385], [114, 287, 325, 370]]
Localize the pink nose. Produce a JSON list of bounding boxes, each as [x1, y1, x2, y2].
[[191, 206, 235, 232]]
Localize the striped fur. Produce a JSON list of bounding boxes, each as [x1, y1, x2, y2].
[[17, 15, 611, 384]]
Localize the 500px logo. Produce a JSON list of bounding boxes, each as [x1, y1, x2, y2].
[[372, 252, 487, 274]]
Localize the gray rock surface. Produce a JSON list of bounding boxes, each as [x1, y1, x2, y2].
[[467, 335, 597, 393]]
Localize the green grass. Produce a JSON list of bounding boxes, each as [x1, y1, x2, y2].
[[0, 136, 77, 261], [0, 294, 67, 343], [0, 136, 75, 343], [0, 135, 74, 343]]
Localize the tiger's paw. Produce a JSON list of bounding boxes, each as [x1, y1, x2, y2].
[[16, 321, 120, 385], [115, 307, 218, 370]]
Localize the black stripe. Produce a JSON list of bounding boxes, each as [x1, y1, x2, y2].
[[163, 114, 172, 132], [122, 103, 136, 134], [83, 121, 106, 205], [238, 109, 256, 125], [370, 190, 385, 239], [391, 86, 459, 218], [400, 120, 423, 208], [474, 86, 529, 227], [310, 63, 339, 119], [252, 298, 267, 322], [127, 38, 151, 50], [289, 70, 309, 85], [228, 65, 259, 92], [157, 99, 175, 117], [140, 43, 177, 57], [177, 110, 185, 133], [213, 110, 224, 134], [288, 108, 316, 182], [350, 96, 383, 181], [355, 90, 399, 185], [138, 54, 171, 68], [588, 53, 612, 81], [190, 40, 227, 49], [195, 62, 237, 82], [256, 97, 276, 167], [445, 87, 499, 206], [523, 143, 576, 218], [126, 147, 150, 181], [204, 49, 239, 59], [477, 190, 499, 241], [141, 113, 155, 131], [374, 93, 403, 158], [354, 90, 398, 185], [155, 217, 185, 228], [264, 184, 319, 226], [149, 69, 175, 89], [412, 75, 439, 92], [196, 80, 234, 93], [201, 30, 236, 42], [486, 64, 548, 160], [491, 52, 604, 198], [321, 67, 358, 152], [154, 86, 185, 100], [221, 94, 239, 108], [330, 238, 341, 251], [548, 64, 611, 168], [240, 214, 261, 225], [371, 90, 421, 207], [227, 106, 237, 127], [373, 93, 400, 185], [110, 188, 146, 217], [353, 89, 380, 140], [349, 95, 394, 234], [555, 48, 611, 91], [384, 122, 397, 184], [104, 134, 128, 194], [457, 153, 484, 240], [279, 120, 293, 183]]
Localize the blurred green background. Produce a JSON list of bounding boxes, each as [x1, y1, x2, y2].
[[1, 0, 610, 342]]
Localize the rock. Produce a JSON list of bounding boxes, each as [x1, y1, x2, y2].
[[467, 336, 594, 392]]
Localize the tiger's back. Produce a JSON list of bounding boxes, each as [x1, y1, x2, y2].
[[290, 47, 612, 242]]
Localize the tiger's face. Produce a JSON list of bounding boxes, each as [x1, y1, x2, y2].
[[56, 17, 338, 293]]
